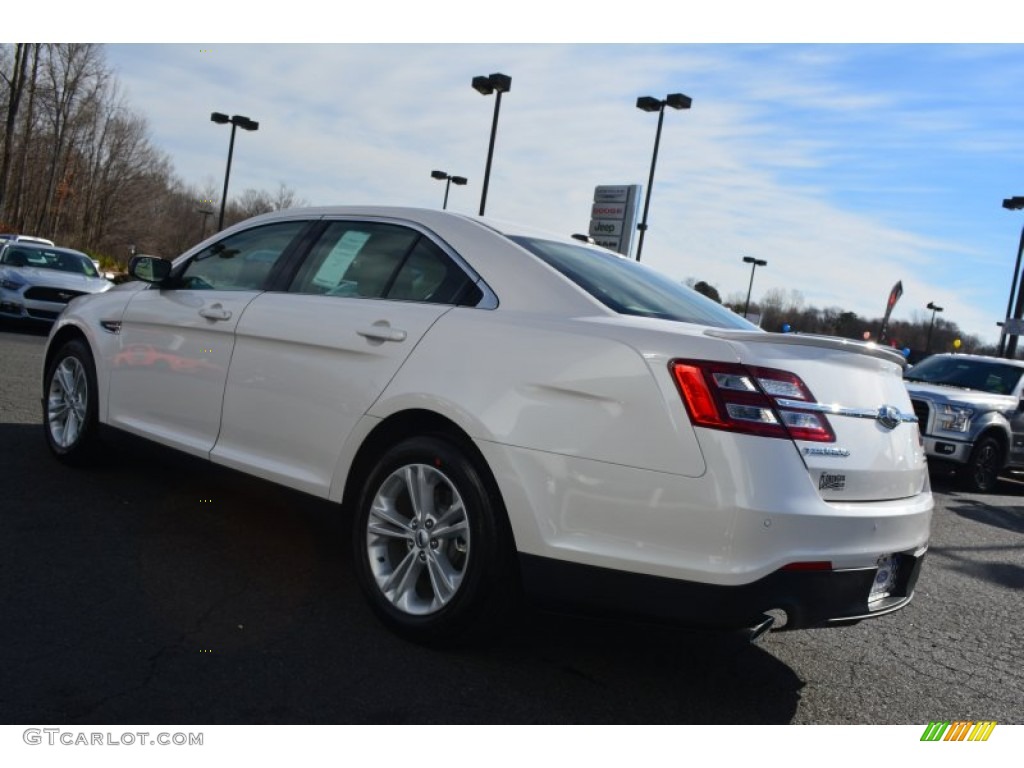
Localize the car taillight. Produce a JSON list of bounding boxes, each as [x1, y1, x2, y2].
[[670, 360, 835, 443]]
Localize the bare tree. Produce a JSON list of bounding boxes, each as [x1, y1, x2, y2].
[[225, 182, 306, 226], [0, 43, 32, 220]]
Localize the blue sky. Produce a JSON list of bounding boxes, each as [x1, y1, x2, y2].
[[12, 9, 1024, 344]]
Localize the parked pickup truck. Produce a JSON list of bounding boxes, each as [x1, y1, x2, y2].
[[904, 353, 1024, 492]]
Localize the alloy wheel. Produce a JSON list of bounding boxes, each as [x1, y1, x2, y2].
[[365, 463, 470, 615], [47, 356, 89, 449]]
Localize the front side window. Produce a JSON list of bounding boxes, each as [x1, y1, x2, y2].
[[509, 235, 756, 329], [178, 221, 306, 291], [290, 221, 477, 304]]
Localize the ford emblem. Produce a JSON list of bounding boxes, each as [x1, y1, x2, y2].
[[877, 405, 900, 430]]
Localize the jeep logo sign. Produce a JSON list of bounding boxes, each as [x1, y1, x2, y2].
[[589, 219, 622, 236], [589, 185, 641, 257]]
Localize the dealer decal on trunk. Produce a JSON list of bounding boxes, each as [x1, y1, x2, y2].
[[819, 473, 846, 491]]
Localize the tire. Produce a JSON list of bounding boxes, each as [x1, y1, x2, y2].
[[352, 435, 514, 645], [43, 338, 100, 465], [963, 435, 1003, 494]]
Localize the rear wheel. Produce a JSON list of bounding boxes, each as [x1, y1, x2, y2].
[[44, 338, 100, 465], [352, 435, 513, 644], [963, 435, 1003, 493]]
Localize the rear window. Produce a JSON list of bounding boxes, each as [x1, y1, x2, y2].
[[508, 236, 755, 329]]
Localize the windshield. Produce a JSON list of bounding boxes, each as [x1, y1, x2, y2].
[[905, 356, 1024, 395], [1, 246, 98, 277], [508, 236, 756, 329]]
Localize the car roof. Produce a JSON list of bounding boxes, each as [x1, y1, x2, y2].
[[235, 205, 588, 243], [1, 242, 89, 259]]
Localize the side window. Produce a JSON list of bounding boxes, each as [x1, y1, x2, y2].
[[387, 238, 477, 305], [178, 221, 306, 291], [290, 221, 479, 306], [289, 222, 418, 298]]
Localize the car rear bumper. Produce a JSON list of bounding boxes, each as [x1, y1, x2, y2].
[[519, 547, 926, 630]]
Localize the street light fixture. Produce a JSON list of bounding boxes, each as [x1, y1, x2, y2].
[[471, 72, 511, 216], [925, 301, 944, 355], [211, 112, 259, 231], [998, 196, 1024, 358], [430, 170, 468, 210], [742, 256, 767, 319], [633, 92, 692, 262], [196, 207, 214, 241]]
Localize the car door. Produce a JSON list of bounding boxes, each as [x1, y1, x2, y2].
[[106, 220, 310, 457], [210, 218, 482, 497]]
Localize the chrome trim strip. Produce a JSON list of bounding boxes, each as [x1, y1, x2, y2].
[[776, 398, 918, 422]]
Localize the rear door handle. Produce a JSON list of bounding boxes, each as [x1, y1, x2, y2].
[[199, 304, 232, 321], [357, 323, 407, 343]]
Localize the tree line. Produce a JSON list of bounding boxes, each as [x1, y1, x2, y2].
[[1, 44, 991, 355], [0, 44, 302, 269], [689, 280, 991, 359]]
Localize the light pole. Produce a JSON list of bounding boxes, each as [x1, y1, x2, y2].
[[471, 73, 511, 216], [925, 301, 944, 355], [998, 196, 1024, 358], [211, 112, 259, 231], [634, 92, 692, 262], [196, 207, 213, 241], [742, 256, 767, 319], [430, 170, 468, 210]]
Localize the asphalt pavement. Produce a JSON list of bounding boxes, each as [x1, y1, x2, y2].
[[1, 325, 1021, 724]]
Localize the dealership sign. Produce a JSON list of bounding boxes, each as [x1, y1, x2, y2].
[[589, 185, 641, 256]]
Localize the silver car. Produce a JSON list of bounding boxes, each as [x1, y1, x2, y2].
[[905, 353, 1024, 492], [0, 242, 113, 323]]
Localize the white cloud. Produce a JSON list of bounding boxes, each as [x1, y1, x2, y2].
[[98, 43, 1024, 343]]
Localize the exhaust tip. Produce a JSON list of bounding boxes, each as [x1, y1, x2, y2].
[[747, 614, 775, 643]]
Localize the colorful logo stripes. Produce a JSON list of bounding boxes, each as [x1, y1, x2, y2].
[[921, 721, 997, 742]]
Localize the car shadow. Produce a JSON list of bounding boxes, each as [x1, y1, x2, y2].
[[926, 543, 1024, 592], [929, 468, 1024, 501], [0, 319, 51, 337], [1, 423, 803, 724], [945, 497, 1024, 536]]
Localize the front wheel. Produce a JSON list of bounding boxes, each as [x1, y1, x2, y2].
[[352, 436, 513, 644], [963, 435, 1003, 493], [44, 338, 100, 465]]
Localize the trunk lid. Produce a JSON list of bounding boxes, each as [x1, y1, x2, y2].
[[705, 331, 926, 501]]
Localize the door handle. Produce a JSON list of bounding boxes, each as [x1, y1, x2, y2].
[[357, 323, 407, 343], [199, 304, 232, 321]]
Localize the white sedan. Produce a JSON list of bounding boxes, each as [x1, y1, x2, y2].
[[41, 207, 932, 643]]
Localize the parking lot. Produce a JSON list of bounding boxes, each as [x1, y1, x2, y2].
[[1, 325, 1021, 724]]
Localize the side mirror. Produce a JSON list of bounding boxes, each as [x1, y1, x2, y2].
[[128, 255, 172, 284]]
